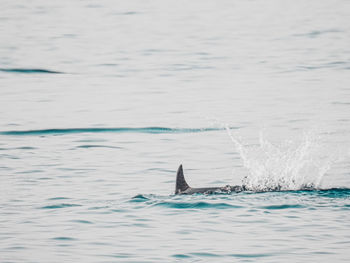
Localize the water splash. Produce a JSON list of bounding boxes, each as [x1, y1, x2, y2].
[[225, 126, 337, 191]]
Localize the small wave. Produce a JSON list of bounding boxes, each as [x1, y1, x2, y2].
[[239, 187, 350, 197], [47, 197, 70, 200], [260, 204, 305, 210], [153, 201, 241, 209], [172, 254, 191, 259], [40, 203, 82, 209], [52, 237, 76, 241], [0, 126, 235, 136], [70, 219, 93, 224], [305, 188, 350, 198], [0, 68, 63, 74], [292, 29, 342, 38], [131, 194, 150, 202], [173, 252, 271, 259], [190, 252, 221, 257], [0, 146, 37, 151], [75, 145, 123, 149]]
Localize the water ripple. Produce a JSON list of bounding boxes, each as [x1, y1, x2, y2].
[[153, 201, 242, 209], [47, 197, 71, 201], [75, 145, 123, 149], [40, 203, 82, 209], [131, 194, 150, 202], [0, 126, 237, 136], [0, 68, 63, 74], [52, 237, 76, 241], [70, 219, 93, 224], [260, 204, 305, 210]]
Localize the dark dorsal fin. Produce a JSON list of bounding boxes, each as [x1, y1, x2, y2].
[[175, 164, 190, 194]]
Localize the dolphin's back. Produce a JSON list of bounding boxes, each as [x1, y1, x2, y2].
[[175, 165, 225, 194], [175, 164, 244, 194]]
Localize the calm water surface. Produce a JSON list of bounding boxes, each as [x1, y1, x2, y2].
[[1, 0, 350, 262]]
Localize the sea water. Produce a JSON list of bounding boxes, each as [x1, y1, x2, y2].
[[1, 0, 350, 262]]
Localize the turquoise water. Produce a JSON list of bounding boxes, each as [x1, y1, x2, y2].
[[1, 0, 350, 262]]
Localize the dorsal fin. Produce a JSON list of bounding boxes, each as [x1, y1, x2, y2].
[[175, 164, 190, 194]]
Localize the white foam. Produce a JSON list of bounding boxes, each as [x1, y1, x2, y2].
[[225, 126, 337, 191]]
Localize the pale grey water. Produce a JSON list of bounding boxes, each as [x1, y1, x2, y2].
[[1, 0, 350, 262]]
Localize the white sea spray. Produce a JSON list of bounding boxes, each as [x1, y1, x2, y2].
[[225, 126, 337, 191]]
